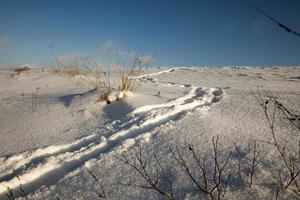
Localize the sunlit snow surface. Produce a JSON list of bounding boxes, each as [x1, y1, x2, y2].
[[0, 66, 299, 199]]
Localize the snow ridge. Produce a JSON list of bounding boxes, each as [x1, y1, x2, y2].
[[136, 68, 176, 79]]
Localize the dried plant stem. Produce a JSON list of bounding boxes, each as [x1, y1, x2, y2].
[[117, 148, 175, 200], [170, 136, 231, 200]]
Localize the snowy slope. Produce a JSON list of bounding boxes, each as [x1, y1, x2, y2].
[[0, 67, 299, 199]]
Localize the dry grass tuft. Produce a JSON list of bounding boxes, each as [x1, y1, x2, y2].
[[14, 66, 31, 73], [119, 55, 153, 93], [51, 53, 154, 103], [11, 66, 31, 77], [64, 67, 86, 77], [119, 66, 141, 93]]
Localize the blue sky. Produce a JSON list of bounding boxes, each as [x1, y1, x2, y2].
[[0, 0, 300, 66]]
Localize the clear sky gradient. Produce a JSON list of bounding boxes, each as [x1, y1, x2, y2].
[[0, 0, 300, 66]]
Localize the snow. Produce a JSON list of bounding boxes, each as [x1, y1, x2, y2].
[[0, 66, 299, 199]]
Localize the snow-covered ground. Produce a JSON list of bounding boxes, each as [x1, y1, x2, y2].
[[0, 67, 299, 199]]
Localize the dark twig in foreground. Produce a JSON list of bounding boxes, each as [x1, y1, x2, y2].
[[234, 140, 261, 188], [86, 168, 108, 199], [251, 89, 300, 197], [117, 148, 175, 200], [255, 6, 300, 38], [170, 136, 231, 200]]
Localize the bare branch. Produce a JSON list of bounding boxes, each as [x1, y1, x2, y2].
[[117, 148, 175, 200], [170, 137, 231, 200], [252, 89, 300, 196], [255, 6, 300, 38], [86, 168, 108, 199]]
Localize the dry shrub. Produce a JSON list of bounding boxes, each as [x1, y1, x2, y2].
[[252, 89, 300, 198], [233, 139, 262, 188], [114, 90, 299, 199], [86, 168, 108, 199], [65, 67, 86, 77], [117, 147, 175, 200], [170, 137, 232, 200], [87, 67, 112, 102], [53, 67, 86, 77], [117, 136, 231, 200], [119, 55, 153, 93], [85, 54, 153, 103], [14, 66, 31, 73], [51, 52, 154, 103], [11, 66, 31, 77], [6, 176, 29, 200], [53, 54, 89, 77], [52, 54, 112, 101], [119, 66, 141, 92]]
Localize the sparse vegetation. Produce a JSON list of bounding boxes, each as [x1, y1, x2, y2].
[[11, 66, 31, 77], [119, 55, 153, 93], [52, 52, 154, 104], [86, 168, 108, 200], [1, 1, 299, 199], [117, 148, 175, 200], [52, 54, 90, 77], [233, 139, 262, 189], [252, 89, 300, 198], [108, 90, 299, 199], [3, 78, 299, 199], [6, 176, 29, 200], [14, 67, 31, 73]]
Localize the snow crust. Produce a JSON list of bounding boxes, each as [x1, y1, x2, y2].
[[0, 66, 299, 199]]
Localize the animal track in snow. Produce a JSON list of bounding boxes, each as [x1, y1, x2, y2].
[[0, 68, 224, 197]]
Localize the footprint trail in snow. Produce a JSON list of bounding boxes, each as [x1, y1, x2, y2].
[[0, 68, 224, 197]]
